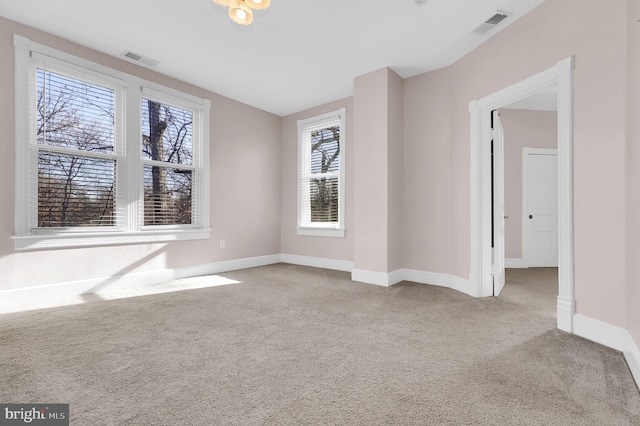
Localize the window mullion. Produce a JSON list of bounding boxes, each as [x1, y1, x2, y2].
[[124, 84, 142, 232]]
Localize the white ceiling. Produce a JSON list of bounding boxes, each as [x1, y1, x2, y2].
[[0, 0, 545, 116]]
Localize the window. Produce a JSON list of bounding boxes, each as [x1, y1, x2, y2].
[[13, 36, 210, 249], [36, 68, 119, 228], [297, 108, 346, 237], [141, 97, 195, 226]]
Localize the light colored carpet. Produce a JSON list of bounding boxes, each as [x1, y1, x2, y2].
[[0, 264, 638, 425]]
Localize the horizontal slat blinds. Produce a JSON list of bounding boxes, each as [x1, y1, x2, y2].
[[37, 69, 115, 153], [141, 99, 193, 165], [143, 165, 192, 225], [141, 98, 196, 226], [38, 153, 116, 227], [34, 66, 120, 229], [299, 115, 341, 226]]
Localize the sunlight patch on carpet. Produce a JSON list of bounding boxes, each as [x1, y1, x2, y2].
[[95, 275, 242, 300]]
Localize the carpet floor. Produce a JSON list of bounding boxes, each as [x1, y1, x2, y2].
[[0, 264, 638, 425]]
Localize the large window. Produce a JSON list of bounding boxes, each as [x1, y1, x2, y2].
[[297, 108, 346, 237], [14, 36, 210, 249]]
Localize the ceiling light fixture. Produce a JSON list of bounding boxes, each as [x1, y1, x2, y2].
[[212, 0, 271, 26]]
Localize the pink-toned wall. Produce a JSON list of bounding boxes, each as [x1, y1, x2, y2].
[[352, 68, 391, 272], [499, 109, 557, 259], [404, 0, 628, 327], [626, 0, 640, 347], [280, 97, 354, 261], [403, 68, 452, 273], [387, 69, 404, 272], [0, 17, 282, 291]]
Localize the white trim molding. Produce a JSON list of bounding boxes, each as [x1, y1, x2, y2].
[[625, 333, 640, 389], [280, 254, 353, 272], [351, 269, 403, 287], [403, 269, 476, 297], [351, 267, 475, 296], [573, 314, 640, 388], [469, 56, 574, 332]]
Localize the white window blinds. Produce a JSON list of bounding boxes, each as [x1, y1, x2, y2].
[[141, 98, 196, 226], [33, 65, 123, 229]]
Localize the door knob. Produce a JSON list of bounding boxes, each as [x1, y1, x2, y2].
[[529, 215, 533, 219]]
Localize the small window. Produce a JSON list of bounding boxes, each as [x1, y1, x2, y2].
[[297, 108, 346, 237]]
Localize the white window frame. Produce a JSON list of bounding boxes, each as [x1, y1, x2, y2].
[[13, 35, 211, 250], [297, 107, 346, 237]]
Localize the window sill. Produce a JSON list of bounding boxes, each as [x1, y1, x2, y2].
[[13, 228, 211, 251], [296, 227, 346, 238]]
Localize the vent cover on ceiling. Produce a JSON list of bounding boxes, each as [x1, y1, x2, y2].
[[471, 11, 510, 35], [122, 51, 159, 67]]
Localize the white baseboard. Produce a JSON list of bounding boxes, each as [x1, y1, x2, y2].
[[280, 254, 353, 272], [351, 268, 402, 287], [573, 314, 640, 388], [403, 269, 476, 297], [505, 258, 528, 268], [573, 314, 627, 351], [557, 297, 573, 333], [624, 332, 640, 389], [351, 267, 475, 296]]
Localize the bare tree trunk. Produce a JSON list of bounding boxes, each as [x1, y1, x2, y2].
[[148, 101, 167, 224]]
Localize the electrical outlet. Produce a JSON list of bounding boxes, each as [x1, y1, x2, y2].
[[219, 240, 225, 249]]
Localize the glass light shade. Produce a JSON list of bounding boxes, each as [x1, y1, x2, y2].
[[245, 0, 270, 10], [229, 1, 253, 25], [212, 0, 237, 6]]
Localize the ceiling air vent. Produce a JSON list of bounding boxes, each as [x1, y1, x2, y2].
[[122, 51, 159, 67], [471, 11, 510, 35]]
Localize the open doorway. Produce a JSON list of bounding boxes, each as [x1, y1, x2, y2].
[[494, 97, 559, 313], [469, 57, 574, 333]]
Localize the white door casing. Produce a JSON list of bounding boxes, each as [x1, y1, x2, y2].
[[469, 56, 574, 333], [493, 111, 506, 295], [523, 148, 558, 267]]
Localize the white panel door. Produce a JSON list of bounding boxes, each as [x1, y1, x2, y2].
[[492, 111, 506, 296], [523, 149, 558, 267]]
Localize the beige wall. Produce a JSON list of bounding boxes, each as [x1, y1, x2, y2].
[[499, 109, 557, 259], [387, 69, 404, 272], [402, 68, 453, 273], [0, 17, 282, 291], [280, 97, 354, 261], [403, 0, 628, 327], [352, 68, 391, 272], [626, 0, 640, 347]]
